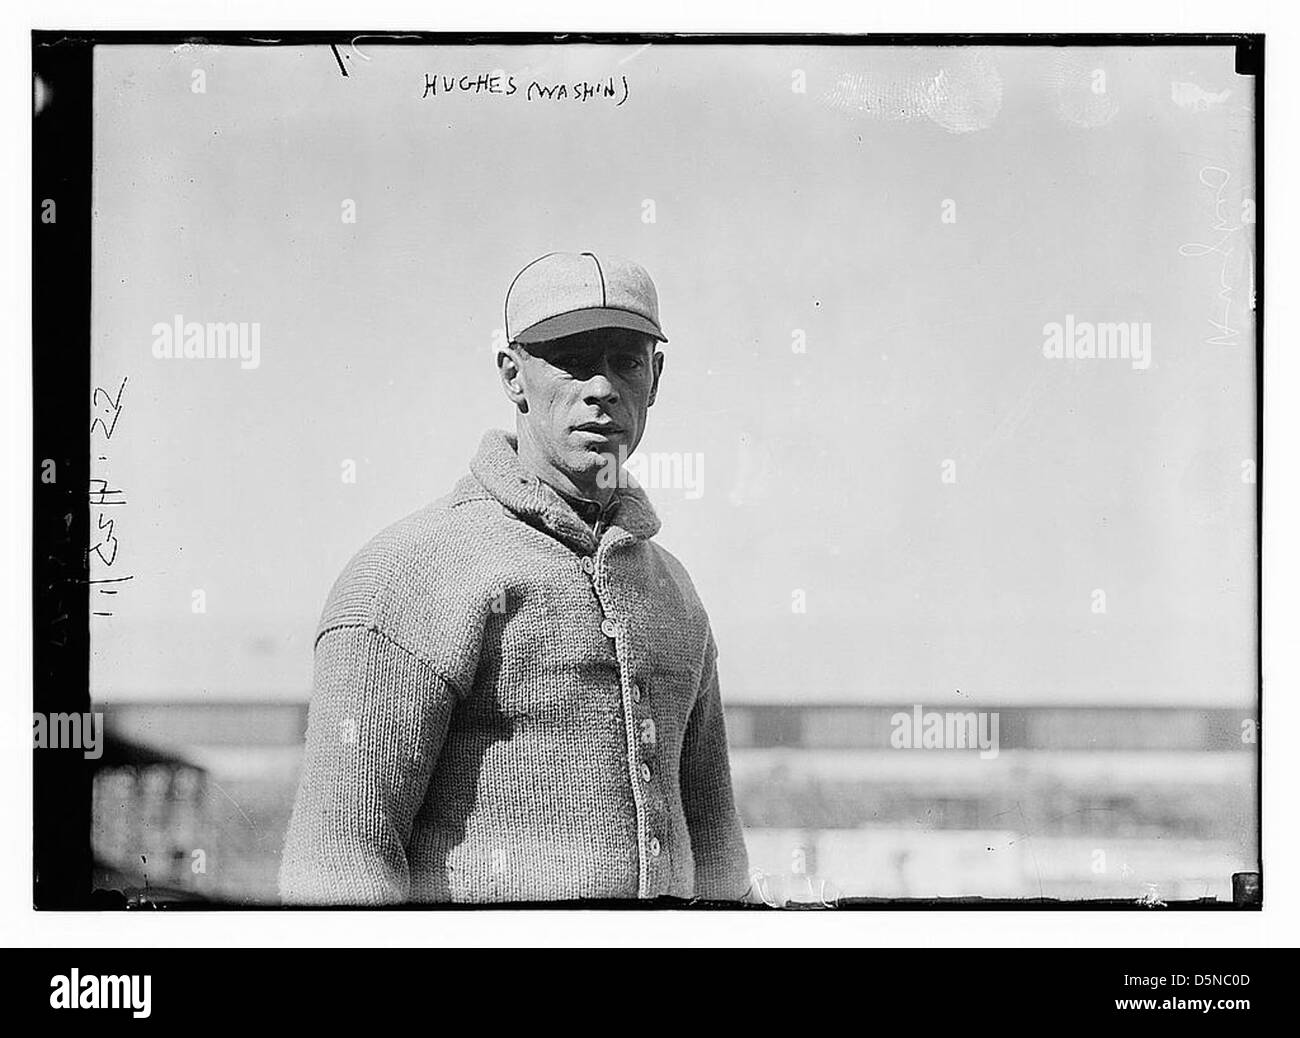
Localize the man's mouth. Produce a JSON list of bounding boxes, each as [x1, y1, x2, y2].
[[573, 421, 623, 436]]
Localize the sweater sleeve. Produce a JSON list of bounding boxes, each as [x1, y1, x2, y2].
[[278, 624, 458, 905], [679, 631, 751, 901]]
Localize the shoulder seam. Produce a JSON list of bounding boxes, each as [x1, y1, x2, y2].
[[450, 492, 497, 510], [314, 619, 460, 693]]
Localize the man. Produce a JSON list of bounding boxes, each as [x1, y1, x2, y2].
[[280, 251, 750, 904]]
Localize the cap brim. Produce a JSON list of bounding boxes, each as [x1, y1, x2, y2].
[[514, 307, 667, 345]]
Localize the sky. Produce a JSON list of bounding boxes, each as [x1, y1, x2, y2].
[[89, 42, 1256, 705]]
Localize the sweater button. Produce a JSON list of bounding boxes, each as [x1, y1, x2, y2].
[[580, 556, 595, 575], [639, 763, 652, 782], [631, 683, 642, 703], [649, 837, 661, 857], [600, 618, 619, 639]]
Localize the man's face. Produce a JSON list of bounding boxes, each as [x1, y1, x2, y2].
[[502, 327, 664, 484]]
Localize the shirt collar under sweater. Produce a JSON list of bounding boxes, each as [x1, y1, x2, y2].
[[466, 428, 662, 553]]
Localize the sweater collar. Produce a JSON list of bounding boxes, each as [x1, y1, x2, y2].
[[468, 428, 661, 551]]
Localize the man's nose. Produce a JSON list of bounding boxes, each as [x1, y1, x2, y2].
[[582, 359, 619, 402]]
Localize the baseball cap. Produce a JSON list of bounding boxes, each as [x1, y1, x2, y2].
[[504, 252, 668, 346]]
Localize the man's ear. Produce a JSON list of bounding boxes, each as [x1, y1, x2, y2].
[[647, 351, 664, 407], [498, 346, 528, 411]]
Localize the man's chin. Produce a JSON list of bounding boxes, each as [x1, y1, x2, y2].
[[569, 445, 619, 470]]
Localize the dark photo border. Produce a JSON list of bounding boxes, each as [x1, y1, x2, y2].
[[31, 30, 1264, 910]]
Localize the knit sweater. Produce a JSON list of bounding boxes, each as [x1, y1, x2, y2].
[[279, 428, 750, 904]]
